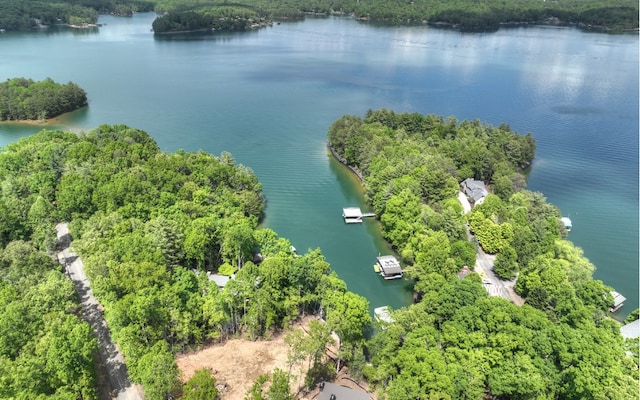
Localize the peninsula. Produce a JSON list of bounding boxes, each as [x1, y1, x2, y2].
[[0, 78, 87, 123], [328, 109, 638, 398]]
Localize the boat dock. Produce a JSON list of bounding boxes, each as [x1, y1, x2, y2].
[[610, 290, 626, 312], [342, 207, 376, 223], [376, 255, 403, 280], [560, 217, 572, 232], [374, 306, 394, 324]]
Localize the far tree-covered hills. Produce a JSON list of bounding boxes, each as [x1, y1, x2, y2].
[[151, 0, 639, 33], [1, 0, 637, 32]]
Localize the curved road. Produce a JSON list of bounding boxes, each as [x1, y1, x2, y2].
[[56, 223, 144, 400]]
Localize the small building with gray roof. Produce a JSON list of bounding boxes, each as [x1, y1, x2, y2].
[[317, 382, 371, 400]]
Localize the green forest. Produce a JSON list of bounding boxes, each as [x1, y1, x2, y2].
[[0, 125, 373, 399], [328, 109, 639, 399], [1, 0, 637, 32], [0, 111, 637, 398], [0, 78, 88, 122]]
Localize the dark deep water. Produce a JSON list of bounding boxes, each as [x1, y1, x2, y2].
[[1, 14, 637, 316]]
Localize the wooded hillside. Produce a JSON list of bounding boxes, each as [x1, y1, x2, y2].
[[0, 126, 373, 399], [329, 109, 639, 399]]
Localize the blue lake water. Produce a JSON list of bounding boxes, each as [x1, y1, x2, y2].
[[0, 14, 637, 317]]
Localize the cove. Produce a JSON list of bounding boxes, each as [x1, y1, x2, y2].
[[0, 13, 637, 316]]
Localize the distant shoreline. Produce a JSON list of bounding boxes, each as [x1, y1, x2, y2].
[[68, 23, 100, 29], [0, 115, 62, 126]]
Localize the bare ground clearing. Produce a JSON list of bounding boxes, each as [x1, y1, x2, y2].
[[176, 317, 375, 400]]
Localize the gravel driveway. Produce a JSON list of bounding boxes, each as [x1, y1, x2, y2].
[[56, 223, 144, 400]]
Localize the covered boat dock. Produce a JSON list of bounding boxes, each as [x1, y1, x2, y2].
[[610, 291, 626, 312], [342, 207, 376, 223], [376, 255, 403, 280]]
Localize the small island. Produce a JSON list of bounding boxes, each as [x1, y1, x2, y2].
[[152, 11, 273, 34], [0, 78, 88, 123]]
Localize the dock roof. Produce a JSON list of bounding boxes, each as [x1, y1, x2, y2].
[[342, 207, 362, 218], [377, 255, 402, 275], [374, 306, 394, 324], [611, 291, 626, 307]]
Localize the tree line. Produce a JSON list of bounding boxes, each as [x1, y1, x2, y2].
[[0, 78, 87, 122], [150, 0, 638, 32], [0, 125, 373, 399], [328, 109, 638, 399], [0, 0, 97, 31], [2, 0, 636, 32], [0, 0, 155, 31]]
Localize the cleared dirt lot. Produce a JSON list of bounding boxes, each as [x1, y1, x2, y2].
[[176, 317, 375, 400]]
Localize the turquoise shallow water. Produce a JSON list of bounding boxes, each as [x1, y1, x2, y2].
[[0, 14, 637, 316]]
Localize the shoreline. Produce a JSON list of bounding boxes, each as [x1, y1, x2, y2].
[[0, 116, 62, 126], [327, 143, 364, 182]]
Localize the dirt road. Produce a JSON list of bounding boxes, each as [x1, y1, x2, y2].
[[56, 223, 144, 400]]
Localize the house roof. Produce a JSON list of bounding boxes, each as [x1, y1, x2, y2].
[[461, 178, 488, 202], [317, 382, 371, 400], [208, 273, 232, 288], [621, 319, 640, 339], [461, 178, 485, 190], [376, 256, 402, 275]]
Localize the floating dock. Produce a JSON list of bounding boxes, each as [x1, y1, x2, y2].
[[342, 207, 376, 223]]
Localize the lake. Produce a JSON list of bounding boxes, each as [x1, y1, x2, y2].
[[0, 14, 637, 317]]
